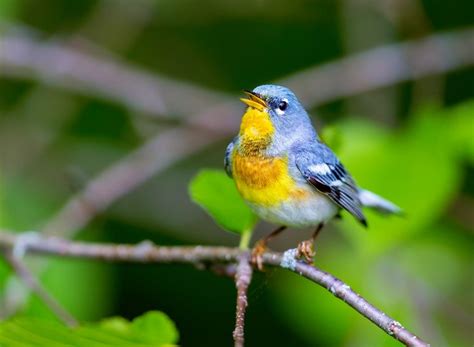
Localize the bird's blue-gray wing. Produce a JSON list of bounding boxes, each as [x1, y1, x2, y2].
[[295, 142, 367, 226], [224, 137, 237, 178]]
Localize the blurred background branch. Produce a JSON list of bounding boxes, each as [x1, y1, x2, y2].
[[0, 22, 232, 123], [1, 24, 473, 129], [281, 28, 474, 108], [1, 249, 77, 327], [42, 127, 221, 237]]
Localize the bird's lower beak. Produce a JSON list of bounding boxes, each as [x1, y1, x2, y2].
[[240, 90, 267, 111]]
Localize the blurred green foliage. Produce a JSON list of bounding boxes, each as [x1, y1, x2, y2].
[[0, 1, 473, 346]]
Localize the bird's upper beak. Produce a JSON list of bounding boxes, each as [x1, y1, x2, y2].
[[240, 90, 267, 112]]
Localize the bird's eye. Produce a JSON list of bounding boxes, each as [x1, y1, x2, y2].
[[278, 100, 288, 111]]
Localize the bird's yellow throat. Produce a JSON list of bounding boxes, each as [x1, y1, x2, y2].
[[238, 107, 274, 153], [233, 106, 309, 206]]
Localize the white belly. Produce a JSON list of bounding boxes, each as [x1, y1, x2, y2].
[[248, 192, 339, 228]]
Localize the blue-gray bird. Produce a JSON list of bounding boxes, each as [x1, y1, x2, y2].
[[225, 85, 400, 265]]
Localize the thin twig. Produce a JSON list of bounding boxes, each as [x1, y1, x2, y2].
[[1, 250, 78, 327], [233, 253, 253, 347], [264, 250, 429, 347], [0, 231, 429, 346]]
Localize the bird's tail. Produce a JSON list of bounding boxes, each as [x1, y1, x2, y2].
[[358, 189, 402, 215]]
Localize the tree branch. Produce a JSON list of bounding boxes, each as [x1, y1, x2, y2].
[[0, 231, 429, 346], [233, 253, 253, 347]]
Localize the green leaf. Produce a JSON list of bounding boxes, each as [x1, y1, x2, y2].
[[189, 169, 257, 234], [0, 311, 178, 347], [129, 311, 178, 344]]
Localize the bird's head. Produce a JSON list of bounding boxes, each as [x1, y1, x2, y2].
[[239, 84, 315, 152]]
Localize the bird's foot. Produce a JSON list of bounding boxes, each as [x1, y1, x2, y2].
[[251, 239, 267, 271], [251, 226, 287, 270], [296, 239, 315, 264]]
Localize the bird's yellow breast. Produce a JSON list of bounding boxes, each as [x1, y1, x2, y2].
[[238, 107, 274, 153], [233, 106, 309, 207], [232, 152, 309, 207]]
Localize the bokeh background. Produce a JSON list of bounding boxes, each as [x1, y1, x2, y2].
[[1, 0, 473, 346]]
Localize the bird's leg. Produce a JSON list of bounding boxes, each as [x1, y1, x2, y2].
[[251, 226, 287, 270], [297, 223, 324, 264]]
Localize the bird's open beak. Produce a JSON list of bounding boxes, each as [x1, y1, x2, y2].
[[240, 90, 267, 111]]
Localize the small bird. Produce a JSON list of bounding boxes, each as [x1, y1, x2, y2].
[[225, 85, 400, 267]]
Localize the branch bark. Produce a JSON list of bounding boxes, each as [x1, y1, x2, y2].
[[233, 253, 253, 347], [0, 231, 429, 346]]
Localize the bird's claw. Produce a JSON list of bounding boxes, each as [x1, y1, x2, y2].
[[251, 240, 267, 271], [296, 239, 315, 264]]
